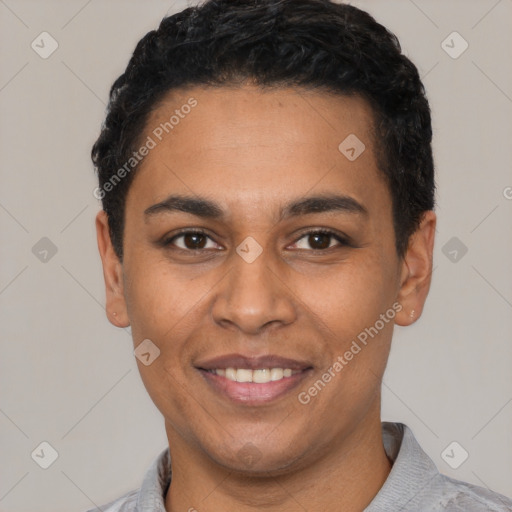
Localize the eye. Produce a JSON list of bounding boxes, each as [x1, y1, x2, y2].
[[162, 228, 351, 253], [163, 230, 222, 251], [291, 229, 350, 251]]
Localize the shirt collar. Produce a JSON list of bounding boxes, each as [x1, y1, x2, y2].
[[364, 422, 441, 511], [136, 446, 171, 511]]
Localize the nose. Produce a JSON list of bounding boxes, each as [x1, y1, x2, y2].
[[211, 244, 297, 335]]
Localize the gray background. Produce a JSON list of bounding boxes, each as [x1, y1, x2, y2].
[[1, 0, 511, 510]]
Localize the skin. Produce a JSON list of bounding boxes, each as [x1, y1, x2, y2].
[[96, 84, 436, 511]]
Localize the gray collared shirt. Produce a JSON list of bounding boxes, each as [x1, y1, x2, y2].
[[88, 422, 512, 511]]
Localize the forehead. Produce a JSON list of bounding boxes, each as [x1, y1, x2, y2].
[[144, 84, 377, 155], [127, 84, 389, 220]]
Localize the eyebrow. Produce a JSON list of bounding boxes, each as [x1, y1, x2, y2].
[[144, 193, 368, 221]]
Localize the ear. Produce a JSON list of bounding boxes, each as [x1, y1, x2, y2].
[[95, 210, 130, 328], [395, 210, 436, 326]]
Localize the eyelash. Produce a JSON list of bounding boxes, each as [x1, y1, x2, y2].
[[162, 228, 352, 252]]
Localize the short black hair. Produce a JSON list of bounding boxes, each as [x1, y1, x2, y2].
[[92, 0, 435, 261]]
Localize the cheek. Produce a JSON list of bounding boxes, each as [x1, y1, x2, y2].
[[294, 255, 395, 335], [136, 357, 202, 445], [123, 251, 203, 337], [124, 257, 203, 427]]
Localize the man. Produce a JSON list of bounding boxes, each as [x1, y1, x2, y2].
[[91, 0, 512, 510]]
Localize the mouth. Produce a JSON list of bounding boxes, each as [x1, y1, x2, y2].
[[207, 367, 300, 383], [195, 354, 313, 405]]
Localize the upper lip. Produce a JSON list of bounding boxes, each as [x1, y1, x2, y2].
[[195, 353, 312, 371]]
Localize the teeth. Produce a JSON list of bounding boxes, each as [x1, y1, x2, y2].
[[270, 368, 284, 381], [253, 369, 270, 383], [236, 369, 253, 382], [214, 367, 297, 383]]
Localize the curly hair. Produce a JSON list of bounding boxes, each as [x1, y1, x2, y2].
[[91, 0, 435, 261]]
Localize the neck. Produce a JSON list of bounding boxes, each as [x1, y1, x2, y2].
[[164, 411, 391, 511]]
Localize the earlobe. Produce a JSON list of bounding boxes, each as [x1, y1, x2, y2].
[[95, 210, 131, 328], [395, 210, 436, 327]]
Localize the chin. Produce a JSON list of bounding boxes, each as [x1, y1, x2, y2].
[[204, 437, 309, 476]]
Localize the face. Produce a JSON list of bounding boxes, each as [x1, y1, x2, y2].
[[96, 84, 435, 474]]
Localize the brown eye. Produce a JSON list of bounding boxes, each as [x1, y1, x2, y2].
[[292, 230, 349, 251], [308, 233, 332, 250], [182, 233, 207, 249], [164, 230, 220, 251]]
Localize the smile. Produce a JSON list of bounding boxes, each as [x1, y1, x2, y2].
[[195, 353, 313, 404], [207, 367, 299, 383]]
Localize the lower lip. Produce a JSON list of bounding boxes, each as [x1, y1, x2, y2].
[[198, 369, 312, 405]]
